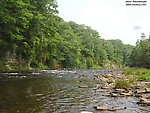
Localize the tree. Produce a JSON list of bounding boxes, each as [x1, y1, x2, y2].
[[128, 33, 150, 68]]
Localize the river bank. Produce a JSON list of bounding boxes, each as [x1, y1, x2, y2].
[[74, 68, 150, 112], [0, 68, 150, 112]]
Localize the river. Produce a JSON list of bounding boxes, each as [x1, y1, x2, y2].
[[0, 69, 149, 113]]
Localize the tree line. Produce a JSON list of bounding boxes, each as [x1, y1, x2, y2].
[[128, 33, 150, 69], [0, 0, 149, 70]]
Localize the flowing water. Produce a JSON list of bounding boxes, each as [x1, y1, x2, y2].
[[0, 69, 149, 113]]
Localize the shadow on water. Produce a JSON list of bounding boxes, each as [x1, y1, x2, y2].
[[0, 69, 149, 113]]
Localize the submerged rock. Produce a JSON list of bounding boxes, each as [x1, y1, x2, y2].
[[95, 89, 108, 93], [137, 99, 150, 106], [80, 111, 93, 113], [95, 106, 126, 111], [137, 97, 150, 106], [79, 85, 88, 88], [109, 107, 126, 111]]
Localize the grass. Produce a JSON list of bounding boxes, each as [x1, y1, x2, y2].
[[108, 80, 114, 84], [147, 83, 150, 88], [138, 73, 150, 81], [122, 68, 150, 81], [104, 75, 110, 78], [115, 79, 130, 89], [129, 77, 137, 84]]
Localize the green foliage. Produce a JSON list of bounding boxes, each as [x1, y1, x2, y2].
[[0, 60, 6, 71], [108, 80, 114, 83], [129, 77, 136, 84], [123, 68, 150, 75], [147, 83, 150, 88], [128, 33, 150, 69], [115, 79, 130, 89], [138, 73, 150, 81], [123, 68, 150, 81], [0, 0, 138, 69]]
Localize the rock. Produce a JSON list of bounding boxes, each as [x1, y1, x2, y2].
[[102, 93, 111, 97], [95, 89, 107, 93], [109, 107, 126, 111], [145, 88, 150, 93], [141, 100, 150, 105], [80, 111, 93, 113], [79, 86, 88, 88], [115, 88, 126, 92], [96, 106, 109, 110], [73, 76, 78, 79], [93, 84, 101, 90], [93, 88, 98, 90], [100, 77, 107, 82], [101, 86, 111, 89], [133, 86, 142, 89], [79, 74, 86, 79], [129, 91, 134, 96], [107, 74, 113, 77], [120, 93, 131, 96], [135, 89, 146, 94], [145, 82, 150, 85], [135, 94, 142, 97], [137, 100, 150, 106], [111, 93, 119, 97], [95, 106, 126, 111], [144, 94, 150, 99], [140, 98, 148, 102]]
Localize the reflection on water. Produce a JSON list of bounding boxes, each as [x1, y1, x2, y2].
[[0, 69, 150, 113]]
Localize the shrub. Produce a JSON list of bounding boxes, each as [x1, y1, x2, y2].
[[108, 80, 114, 84], [123, 68, 150, 81], [129, 77, 136, 84], [147, 83, 150, 88], [115, 79, 130, 89], [138, 73, 150, 81]]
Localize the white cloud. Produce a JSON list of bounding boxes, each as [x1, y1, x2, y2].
[[57, 0, 150, 45]]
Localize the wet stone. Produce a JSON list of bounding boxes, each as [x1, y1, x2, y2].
[[111, 93, 119, 97], [115, 88, 126, 92], [140, 98, 148, 102], [81, 111, 93, 113], [137, 100, 150, 106], [120, 93, 131, 96], [135, 94, 142, 97], [96, 106, 109, 110], [79, 86, 88, 88], [135, 89, 146, 94], [95, 106, 126, 111], [101, 86, 111, 89], [95, 89, 107, 93], [109, 107, 126, 111], [102, 93, 111, 97], [145, 88, 150, 93]]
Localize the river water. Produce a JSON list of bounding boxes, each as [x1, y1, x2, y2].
[[0, 69, 149, 113]]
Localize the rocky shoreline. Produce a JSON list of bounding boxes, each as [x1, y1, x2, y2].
[[74, 70, 150, 112]]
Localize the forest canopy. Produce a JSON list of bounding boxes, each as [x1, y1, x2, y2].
[[0, 0, 149, 70]]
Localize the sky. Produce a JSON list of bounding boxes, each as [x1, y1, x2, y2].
[[57, 0, 150, 45]]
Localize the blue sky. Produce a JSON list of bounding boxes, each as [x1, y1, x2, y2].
[[57, 0, 150, 45]]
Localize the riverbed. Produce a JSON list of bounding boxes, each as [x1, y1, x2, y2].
[[0, 69, 149, 113]]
